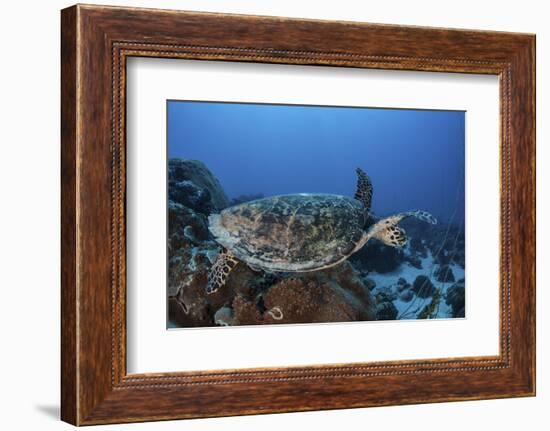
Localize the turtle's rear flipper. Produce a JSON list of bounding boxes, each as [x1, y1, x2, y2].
[[369, 210, 437, 248], [206, 249, 239, 294]]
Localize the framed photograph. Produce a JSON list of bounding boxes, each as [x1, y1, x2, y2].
[[61, 4, 535, 425]]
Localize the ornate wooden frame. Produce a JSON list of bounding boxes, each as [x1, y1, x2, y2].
[[61, 4, 535, 425]]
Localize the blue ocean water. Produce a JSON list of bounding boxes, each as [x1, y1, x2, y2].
[[167, 100, 465, 226]]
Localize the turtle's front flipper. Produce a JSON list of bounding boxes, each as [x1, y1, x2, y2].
[[368, 210, 437, 248], [354, 167, 373, 212], [206, 249, 239, 294], [403, 210, 438, 225]]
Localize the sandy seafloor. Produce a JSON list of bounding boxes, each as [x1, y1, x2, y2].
[[367, 249, 465, 320]]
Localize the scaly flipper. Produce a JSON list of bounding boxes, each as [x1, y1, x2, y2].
[[206, 248, 239, 294], [354, 167, 373, 212], [368, 210, 437, 248], [404, 210, 438, 225]]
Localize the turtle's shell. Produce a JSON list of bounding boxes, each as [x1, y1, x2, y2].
[[208, 194, 367, 272]]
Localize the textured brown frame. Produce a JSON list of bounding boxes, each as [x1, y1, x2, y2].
[[61, 4, 535, 426]]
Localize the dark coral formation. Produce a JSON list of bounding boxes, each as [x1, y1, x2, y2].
[[169, 158, 229, 212], [412, 275, 436, 299], [167, 159, 231, 327], [376, 301, 398, 320], [256, 262, 377, 325], [434, 264, 455, 283], [351, 242, 404, 274], [446, 279, 465, 318]]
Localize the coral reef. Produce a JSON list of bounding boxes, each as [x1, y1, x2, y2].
[[167, 158, 233, 327], [168, 251, 260, 327], [258, 262, 377, 324], [168, 158, 229, 211], [170, 257, 378, 327], [167, 159, 466, 327], [166, 160, 378, 327], [230, 262, 377, 325]]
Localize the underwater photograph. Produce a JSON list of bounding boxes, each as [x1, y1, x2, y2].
[[167, 100, 465, 328]]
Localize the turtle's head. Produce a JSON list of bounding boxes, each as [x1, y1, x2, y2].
[[361, 210, 438, 250]]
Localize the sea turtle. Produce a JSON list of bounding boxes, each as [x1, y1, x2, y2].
[[206, 168, 436, 293]]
